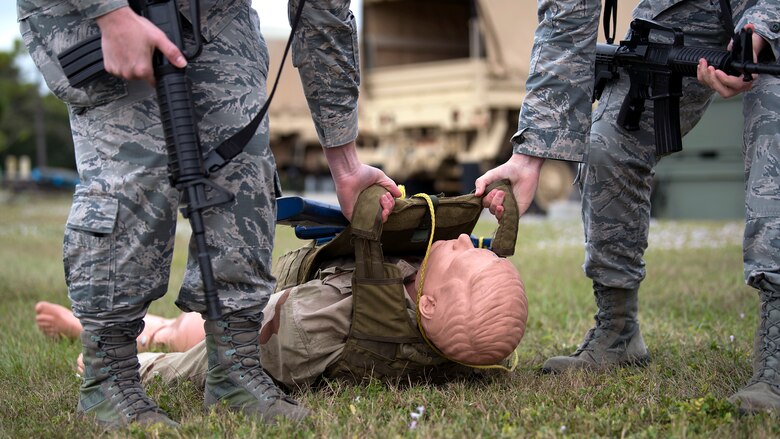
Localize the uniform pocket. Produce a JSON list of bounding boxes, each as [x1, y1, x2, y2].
[[20, 6, 128, 111], [63, 194, 119, 312]]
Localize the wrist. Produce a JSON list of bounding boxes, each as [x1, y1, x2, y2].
[[510, 153, 545, 172], [96, 6, 135, 30], [323, 141, 360, 180]]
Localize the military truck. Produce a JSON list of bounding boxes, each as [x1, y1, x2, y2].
[[268, 0, 639, 210]]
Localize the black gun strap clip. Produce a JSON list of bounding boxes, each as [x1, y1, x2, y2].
[[203, 0, 306, 174], [603, 0, 618, 44]]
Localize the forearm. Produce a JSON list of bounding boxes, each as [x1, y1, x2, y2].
[[738, 2, 780, 61], [513, 0, 601, 162], [289, 0, 359, 148]]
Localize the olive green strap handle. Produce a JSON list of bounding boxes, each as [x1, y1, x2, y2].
[[480, 179, 519, 257], [350, 185, 390, 279]]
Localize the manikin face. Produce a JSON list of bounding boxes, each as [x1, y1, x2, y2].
[[416, 233, 500, 295], [416, 234, 527, 365]]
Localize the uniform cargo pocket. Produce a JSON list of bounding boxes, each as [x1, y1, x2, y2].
[[63, 195, 119, 312]]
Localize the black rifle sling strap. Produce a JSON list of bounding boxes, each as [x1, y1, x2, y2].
[[203, 0, 306, 173], [717, 0, 737, 40], [603, 0, 618, 44]]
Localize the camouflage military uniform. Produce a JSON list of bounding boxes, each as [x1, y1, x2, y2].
[[18, 0, 360, 425], [517, 0, 780, 410], [17, 0, 360, 328], [135, 258, 453, 388]]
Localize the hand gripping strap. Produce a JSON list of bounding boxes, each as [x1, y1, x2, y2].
[[350, 185, 388, 242], [481, 179, 519, 256]]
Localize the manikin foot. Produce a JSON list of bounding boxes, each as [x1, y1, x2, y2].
[[35, 301, 82, 339]]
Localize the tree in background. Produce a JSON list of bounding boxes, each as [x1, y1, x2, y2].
[[0, 40, 75, 172]]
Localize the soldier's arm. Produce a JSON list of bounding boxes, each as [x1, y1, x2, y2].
[[289, 0, 399, 221], [512, 0, 602, 163], [289, 0, 360, 149], [475, 0, 601, 217], [738, 1, 780, 61]]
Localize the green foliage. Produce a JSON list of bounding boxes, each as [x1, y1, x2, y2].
[[0, 40, 75, 171], [2, 195, 780, 437]]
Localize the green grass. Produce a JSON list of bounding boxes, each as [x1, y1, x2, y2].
[[1, 192, 778, 438]]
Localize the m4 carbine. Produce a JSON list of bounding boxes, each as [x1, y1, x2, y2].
[[58, 0, 232, 320], [593, 18, 780, 156]]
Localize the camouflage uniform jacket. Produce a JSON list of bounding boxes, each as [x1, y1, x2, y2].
[[514, 0, 780, 163], [16, 0, 360, 148]]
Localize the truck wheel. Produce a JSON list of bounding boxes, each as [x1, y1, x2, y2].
[[534, 160, 575, 212]]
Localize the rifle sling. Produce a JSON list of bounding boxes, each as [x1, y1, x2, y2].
[[717, 0, 736, 40], [603, 0, 617, 44], [203, 0, 306, 173]]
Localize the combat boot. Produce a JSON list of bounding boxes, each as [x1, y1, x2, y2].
[[204, 308, 309, 424], [542, 284, 649, 373], [729, 290, 780, 413], [78, 320, 178, 428]]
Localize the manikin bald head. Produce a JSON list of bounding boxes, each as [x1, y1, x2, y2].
[[416, 234, 528, 365]]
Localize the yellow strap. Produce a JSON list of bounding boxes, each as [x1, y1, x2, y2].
[[412, 193, 518, 372], [478, 236, 485, 249]]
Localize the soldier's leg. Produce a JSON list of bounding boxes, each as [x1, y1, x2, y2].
[[21, 3, 180, 427], [542, 1, 726, 372], [729, 74, 780, 413], [65, 78, 180, 426], [172, 5, 306, 424]]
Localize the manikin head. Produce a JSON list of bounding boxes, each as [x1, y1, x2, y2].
[[415, 234, 528, 365]]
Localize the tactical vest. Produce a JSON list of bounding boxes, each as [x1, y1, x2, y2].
[[272, 180, 519, 382]]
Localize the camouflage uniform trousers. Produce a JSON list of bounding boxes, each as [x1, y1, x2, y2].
[[514, 0, 777, 163], [582, 0, 780, 293], [21, 2, 279, 330], [134, 258, 444, 389]]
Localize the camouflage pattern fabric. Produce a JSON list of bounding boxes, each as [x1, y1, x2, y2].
[[17, 0, 361, 330], [135, 258, 450, 388], [290, 0, 361, 148], [577, 0, 780, 294], [513, 0, 779, 162]]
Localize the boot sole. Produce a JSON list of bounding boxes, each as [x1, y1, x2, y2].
[[539, 354, 651, 374]]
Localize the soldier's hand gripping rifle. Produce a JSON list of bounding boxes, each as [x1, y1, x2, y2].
[[57, 0, 232, 320], [593, 18, 780, 156]]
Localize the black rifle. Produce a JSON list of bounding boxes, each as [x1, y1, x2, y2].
[[58, 0, 232, 320], [593, 18, 780, 156]]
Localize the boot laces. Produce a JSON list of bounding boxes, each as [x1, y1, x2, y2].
[[577, 307, 614, 353], [224, 317, 286, 401], [97, 326, 160, 418], [754, 300, 780, 386]]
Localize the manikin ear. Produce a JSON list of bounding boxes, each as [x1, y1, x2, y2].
[[419, 294, 437, 320], [419, 278, 465, 322]]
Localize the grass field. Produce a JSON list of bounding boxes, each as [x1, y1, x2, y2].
[[1, 191, 778, 438]]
